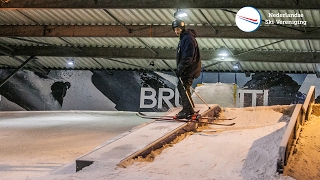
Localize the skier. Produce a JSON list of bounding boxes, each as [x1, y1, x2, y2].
[[172, 19, 201, 119]]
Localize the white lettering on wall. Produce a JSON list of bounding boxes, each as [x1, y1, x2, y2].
[[140, 88, 157, 108], [140, 88, 180, 109], [158, 88, 174, 109]]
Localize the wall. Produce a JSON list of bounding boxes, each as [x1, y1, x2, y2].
[[0, 69, 310, 111]]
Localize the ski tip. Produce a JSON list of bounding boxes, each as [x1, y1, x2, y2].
[[137, 112, 146, 116], [217, 117, 236, 120], [208, 122, 236, 126]]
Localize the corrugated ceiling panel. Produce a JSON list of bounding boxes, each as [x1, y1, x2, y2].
[[198, 39, 320, 52], [0, 55, 318, 74], [257, 62, 267, 72], [305, 63, 316, 73], [0, 10, 31, 25], [252, 62, 263, 72], [158, 59, 176, 69], [0, 37, 66, 46], [1, 36, 319, 54], [299, 63, 309, 73], [139, 37, 178, 48], [94, 58, 112, 69], [92, 58, 148, 70], [1, 8, 319, 28], [259, 63, 269, 72], [310, 40, 320, 51], [302, 63, 310, 73], [0, 37, 148, 48], [196, 9, 236, 26], [268, 62, 278, 72], [93, 58, 115, 69], [287, 63, 297, 73], [37, 56, 71, 69], [245, 61, 260, 72], [0, 9, 118, 25], [279, 63, 290, 72], [0, 56, 22, 67], [251, 62, 264, 72], [0, 8, 319, 74], [107, 9, 176, 25], [309, 10, 320, 26], [73, 57, 92, 69], [196, 38, 221, 50], [108, 58, 139, 70], [62, 37, 146, 48]]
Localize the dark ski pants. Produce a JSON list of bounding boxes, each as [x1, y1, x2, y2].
[[177, 76, 195, 112]]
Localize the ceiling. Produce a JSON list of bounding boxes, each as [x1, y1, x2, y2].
[[0, 0, 319, 76]]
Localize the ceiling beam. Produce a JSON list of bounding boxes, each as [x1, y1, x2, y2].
[[1, 0, 319, 9], [1, 25, 319, 39], [1, 46, 319, 63]]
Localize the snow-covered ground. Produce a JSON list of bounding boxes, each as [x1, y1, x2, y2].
[[0, 106, 297, 180], [0, 111, 152, 180]]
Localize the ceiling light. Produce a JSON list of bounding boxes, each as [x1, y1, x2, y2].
[[174, 9, 188, 19], [233, 63, 240, 70], [218, 47, 230, 56], [68, 59, 74, 65], [217, 48, 230, 60], [218, 53, 228, 57]]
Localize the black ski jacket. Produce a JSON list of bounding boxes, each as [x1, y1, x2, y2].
[[176, 29, 201, 79]]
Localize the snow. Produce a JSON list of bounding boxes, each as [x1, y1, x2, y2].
[[0, 106, 299, 180], [192, 83, 237, 107], [0, 111, 153, 180]]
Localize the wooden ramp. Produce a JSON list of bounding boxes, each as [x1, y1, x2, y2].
[[76, 104, 221, 171]]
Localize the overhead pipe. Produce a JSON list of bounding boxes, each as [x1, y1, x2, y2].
[[0, 56, 35, 88]]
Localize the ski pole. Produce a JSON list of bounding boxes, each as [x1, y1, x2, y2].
[[162, 60, 210, 109], [188, 84, 210, 109], [177, 76, 195, 109]]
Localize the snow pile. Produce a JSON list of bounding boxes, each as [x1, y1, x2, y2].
[[27, 106, 295, 180], [192, 83, 237, 107]]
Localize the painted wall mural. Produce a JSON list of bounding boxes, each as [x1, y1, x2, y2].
[[0, 69, 314, 111]]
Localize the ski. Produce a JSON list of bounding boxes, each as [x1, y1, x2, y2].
[[206, 122, 236, 126], [197, 116, 236, 121], [136, 112, 235, 126], [136, 112, 175, 119], [153, 117, 235, 126], [136, 112, 236, 121]]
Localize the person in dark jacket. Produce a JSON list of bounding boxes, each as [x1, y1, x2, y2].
[[172, 19, 202, 119]]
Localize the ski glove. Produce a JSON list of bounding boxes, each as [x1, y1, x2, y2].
[[175, 65, 187, 77], [175, 68, 183, 77]]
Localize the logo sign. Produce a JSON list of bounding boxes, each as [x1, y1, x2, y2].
[[235, 6, 261, 32], [140, 87, 180, 109]]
